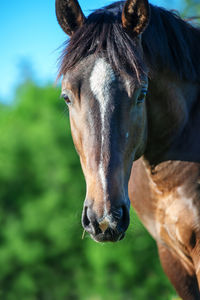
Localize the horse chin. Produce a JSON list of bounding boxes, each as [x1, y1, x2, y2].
[[90, 230, 125, 243]]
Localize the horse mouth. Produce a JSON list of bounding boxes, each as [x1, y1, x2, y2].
[[90, 229, 125, 243]]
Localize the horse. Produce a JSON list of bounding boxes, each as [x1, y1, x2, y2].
[[55, 0, 200, 298]]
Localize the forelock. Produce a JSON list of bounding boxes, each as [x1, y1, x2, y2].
[[57, 2, 147, 83]]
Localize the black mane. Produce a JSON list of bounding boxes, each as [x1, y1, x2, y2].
[[58, 1, 200, 83]]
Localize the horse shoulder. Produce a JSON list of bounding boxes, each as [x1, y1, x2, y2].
[[129, 159, 200, 276]]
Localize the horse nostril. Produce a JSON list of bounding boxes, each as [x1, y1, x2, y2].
[[112, 207, 123, 220], [83, 205, 106, 236], [82, 206, 90, 227], [82, 206, 100, 235]]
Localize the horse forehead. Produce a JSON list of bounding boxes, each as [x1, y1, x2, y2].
[[90, 58, 116, 98], [89, 58, 137, 98], [62, 58, 116, 92]]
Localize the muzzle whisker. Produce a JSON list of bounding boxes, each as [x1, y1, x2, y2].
[[82, 229, 86, 240]]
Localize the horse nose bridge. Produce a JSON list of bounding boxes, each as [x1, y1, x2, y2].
[[86, 167, 126, 201], [85, 183, 128, 221]]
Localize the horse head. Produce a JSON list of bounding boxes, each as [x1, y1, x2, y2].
[[56, 0, 150, 242]]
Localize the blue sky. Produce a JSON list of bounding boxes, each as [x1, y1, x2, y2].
[[0, 0, 182, 102]]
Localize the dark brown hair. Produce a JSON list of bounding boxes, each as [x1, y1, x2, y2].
[[58, 1, 200, 83]]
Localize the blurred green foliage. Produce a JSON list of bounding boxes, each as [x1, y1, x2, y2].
[[182, 0, 200, 17], [0, 80, 176, 299]]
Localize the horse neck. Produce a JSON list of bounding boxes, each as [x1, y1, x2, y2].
[[144, 72, 200, 166]]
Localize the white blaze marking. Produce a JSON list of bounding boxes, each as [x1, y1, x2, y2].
[[99, 215, 117, 232], [90, 58, 115, 200]]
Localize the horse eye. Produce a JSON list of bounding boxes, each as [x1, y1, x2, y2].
[[137, 89, 147, 104], [61, 93, 71, 105]]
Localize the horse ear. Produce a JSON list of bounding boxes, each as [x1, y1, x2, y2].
[[122, 0, 150, 36], [55, 0, 85, 36]]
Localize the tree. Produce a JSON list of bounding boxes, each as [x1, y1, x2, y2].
[[182, 0, 200, 22]]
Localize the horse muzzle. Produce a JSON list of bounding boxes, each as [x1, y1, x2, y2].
[[82, 204, 130, 242]]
